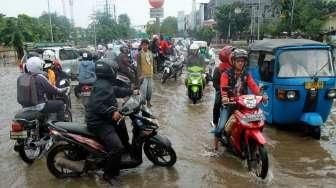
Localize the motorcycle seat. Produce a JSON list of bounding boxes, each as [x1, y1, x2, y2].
[[14, 110, 44, 121], [54, 122, 96, 137]]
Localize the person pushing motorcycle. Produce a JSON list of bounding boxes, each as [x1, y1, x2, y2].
[[213, 49, 266, 151]]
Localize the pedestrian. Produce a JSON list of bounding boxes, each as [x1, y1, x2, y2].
[[137, 39, 154, 107]]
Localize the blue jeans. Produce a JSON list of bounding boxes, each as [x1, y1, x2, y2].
[[214, 106, 230, 138]]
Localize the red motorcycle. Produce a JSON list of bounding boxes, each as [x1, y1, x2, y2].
[[221, 94, 269, 179]]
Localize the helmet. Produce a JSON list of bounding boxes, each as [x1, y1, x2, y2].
[[42, 50, 56, 62], [95, 59, 117, 80], [81, 50, 93, 61], [231, 49, 248, 61], [189, 43, 199, 55], [120, 45, 129, 54], [219, 45, 234, 64], [25, 57, 45, 74], [107, 43, 113, 49], [97, 44, 103, 50]]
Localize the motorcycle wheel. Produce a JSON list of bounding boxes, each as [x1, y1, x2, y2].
[[248, 143, 268, 179], [47, 144, 83, 178], [311, 127, 321, 140], [17, 139, 42, 164], [64, 109, 72, 122], [74, 85, 80, 98], [161, 72, 168, 84], [144, 141, 176, 167]]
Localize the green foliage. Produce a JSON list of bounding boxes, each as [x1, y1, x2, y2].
[[215, 2, 250, 39], [0, 17, 24, 59], [195, 27, 216, 44], [160, 16, 178, 36], [145, 21, 156, 37]]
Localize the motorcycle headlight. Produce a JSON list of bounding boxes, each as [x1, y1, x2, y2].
[[327, 89, 336, 99], [286, 90, 297, 100], [59, 79, 66, 86], [191, 79, 199, 85]]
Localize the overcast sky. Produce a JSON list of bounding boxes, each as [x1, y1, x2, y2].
[[0, 0, 209, 27]]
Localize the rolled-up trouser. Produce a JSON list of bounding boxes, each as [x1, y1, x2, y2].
[[214, 106, 231, 138], [42, 100, 65, 121], [213, 91, 221, 125], [140, 77, 153, 102]]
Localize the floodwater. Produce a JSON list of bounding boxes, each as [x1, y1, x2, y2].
[[1, 64, 336, 188]]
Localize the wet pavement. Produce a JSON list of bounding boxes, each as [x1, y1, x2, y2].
[[1, 64, 336, 187]]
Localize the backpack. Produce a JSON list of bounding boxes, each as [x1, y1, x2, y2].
[[17, 73, 39, 107]]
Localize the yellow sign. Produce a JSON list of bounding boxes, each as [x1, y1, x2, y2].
[[304, 81, 324, 89]]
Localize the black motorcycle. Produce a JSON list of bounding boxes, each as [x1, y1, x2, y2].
[[161, 55, 184, 83], [46, 94, 177, 178], [10, 110, 52, 164]]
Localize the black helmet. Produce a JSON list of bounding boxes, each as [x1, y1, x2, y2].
[[120, 45, 129, 54], [95, 59, 117, 80], [80, 50, 93, 61]]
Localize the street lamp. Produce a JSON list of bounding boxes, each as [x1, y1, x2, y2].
[[227, 7, 242, 42]]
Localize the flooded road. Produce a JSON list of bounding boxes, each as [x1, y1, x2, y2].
[[1, 64, 336, 187]]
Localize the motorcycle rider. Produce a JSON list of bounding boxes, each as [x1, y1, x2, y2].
[[185, 43, 206, 70], [213, 49, 264, 150], [42, 50, 57, 86], [211, 46, 234, 129], [17, 56, 68, 121], [74, 51, 96, 96], [117, 45, 137, 87], [86, 60, 137, 181]]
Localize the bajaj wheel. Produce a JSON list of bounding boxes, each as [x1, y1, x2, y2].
[[47, 144, 83, 178], [144, 141, 176, 167], [247, 142, 268, 179], [311, 127, 321, 140]]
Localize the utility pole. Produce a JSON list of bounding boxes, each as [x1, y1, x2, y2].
[[47, 0, 54, 42], [290, 0, 295, 34], [257, 0, 260, 40]]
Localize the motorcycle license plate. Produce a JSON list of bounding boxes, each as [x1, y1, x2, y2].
[[82, 91, 91, 97], [243, 113, 264, 122], [305, 81, 324, 89], [10, 131, 27, 139]]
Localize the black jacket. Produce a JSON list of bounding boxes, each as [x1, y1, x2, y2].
[[86, 79, 132, 130], [212, 67, 221, 92]]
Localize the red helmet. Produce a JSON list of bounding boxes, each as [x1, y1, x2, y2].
[[219, 45, 234, 64]]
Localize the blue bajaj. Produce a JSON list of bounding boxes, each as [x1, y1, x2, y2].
[[248, 39, 336, 139]]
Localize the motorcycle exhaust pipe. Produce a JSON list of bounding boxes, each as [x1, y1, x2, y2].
[[55, 156, 84, 172]]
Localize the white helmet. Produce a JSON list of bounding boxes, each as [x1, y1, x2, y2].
[[97, 44, 103, 50], [189, 43, 199, 55], [107, 43, 113, 49], [25, 57, 45, 74], [42, 49, 56, 62]]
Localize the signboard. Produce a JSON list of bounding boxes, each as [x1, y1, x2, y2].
[[150, 8, 164, 18], [149, 0, 165, 8]]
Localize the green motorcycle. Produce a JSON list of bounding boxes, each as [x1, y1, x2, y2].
[[185, 66, 206, 104]]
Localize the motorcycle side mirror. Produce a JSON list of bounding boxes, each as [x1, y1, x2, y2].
[[260, 84, 269, 91]]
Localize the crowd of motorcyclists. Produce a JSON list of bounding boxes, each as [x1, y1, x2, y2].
[[13, 33, 269, 183]]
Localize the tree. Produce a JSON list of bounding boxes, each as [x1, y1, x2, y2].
[[118, 14, 131, 27], [145, 21, 156, 37], [39, 12, 72, 42], [196, 27, 216, 44], [215, 3, 250, 40], [160, 16, 178, 36], [0, 17, 24, 60]]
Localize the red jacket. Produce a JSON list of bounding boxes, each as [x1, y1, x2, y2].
[[220, 70, 260, 98], [160, 40, 169, 55]]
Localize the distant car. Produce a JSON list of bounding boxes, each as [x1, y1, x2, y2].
[[25, 47, 80, 79]]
